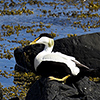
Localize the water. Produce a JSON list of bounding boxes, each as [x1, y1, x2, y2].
[[0, 0, 100, 94]]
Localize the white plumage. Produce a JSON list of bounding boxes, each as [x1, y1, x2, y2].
[[35, 51, 80, 76]]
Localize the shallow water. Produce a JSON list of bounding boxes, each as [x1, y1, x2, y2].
[[0, 0, 100, 99]]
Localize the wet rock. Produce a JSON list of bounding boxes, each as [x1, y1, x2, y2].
[[26, 77, 79, 100], [26, 76, 100, 100], [75, 77, 100, 100], [14, 32, 100, 76], [0, 83, 2, 100], [14, 44, 44, 72], [54, 32, 100, 72]]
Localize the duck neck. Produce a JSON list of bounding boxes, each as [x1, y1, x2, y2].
[[43, 45, 53, 53], [34, 45, 54, 70]]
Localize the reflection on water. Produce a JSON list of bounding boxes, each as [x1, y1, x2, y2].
[[0, 0, 100, 99]]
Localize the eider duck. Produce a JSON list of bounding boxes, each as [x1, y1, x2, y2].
[[30, 33, 90, 82]]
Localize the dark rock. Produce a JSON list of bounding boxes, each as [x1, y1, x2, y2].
[[26, 76, 100, 100], [0, 83, 2, 100], [54, 32, 100, 71], [75, 77, 100, 100], [26, 77, 79, 100], [14, 44, 44, 72], [14, 32, 100, 76]]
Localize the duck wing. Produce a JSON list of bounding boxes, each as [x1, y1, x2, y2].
[[43, 52, 90, 70], [72, 60, 90, 69]]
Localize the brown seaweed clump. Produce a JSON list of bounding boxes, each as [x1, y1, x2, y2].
[[0, 70, 40, 100]]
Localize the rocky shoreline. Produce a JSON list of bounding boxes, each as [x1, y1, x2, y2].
[[26, 76, 100, 100], [13, 32, 100, 99]]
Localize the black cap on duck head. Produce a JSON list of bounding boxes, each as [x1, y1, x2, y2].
[[39, 33, 53, 39], [30, 33, 54, 45]]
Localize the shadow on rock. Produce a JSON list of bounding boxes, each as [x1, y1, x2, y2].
[[25, 76, 100, 100]]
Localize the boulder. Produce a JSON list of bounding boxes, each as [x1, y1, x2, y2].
[[54, 32, 100, 71], [14, 44, 44, 72], [26, 76, 100, 100]]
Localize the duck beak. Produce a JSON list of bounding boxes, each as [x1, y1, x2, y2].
[[30, 37, 40, 45]]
